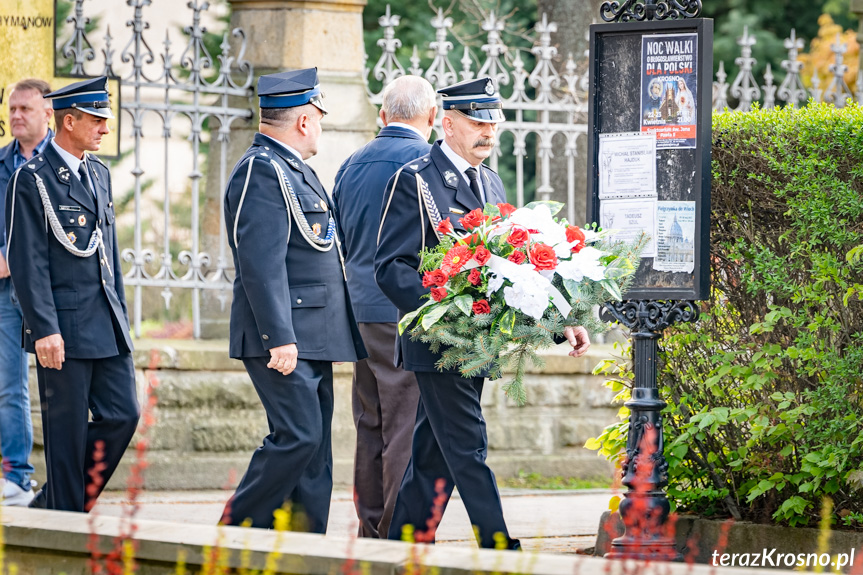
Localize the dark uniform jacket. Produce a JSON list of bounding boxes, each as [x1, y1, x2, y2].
[[0, 131, 53, 256], [4, 144, 132, 358], [224, 133, 366, 362], [374, 140, 505, 373], [332, 125, 431, 324]]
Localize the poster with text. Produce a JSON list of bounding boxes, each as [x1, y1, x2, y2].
[[598, 132, 657, 200], [600, 199, 656, 257], [641, 33, 698, 149], [653, 201, 696, 273]]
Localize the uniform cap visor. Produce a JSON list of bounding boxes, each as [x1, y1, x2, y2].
[[457, 107, 505, 123], [309, 95, 328, 115], [79, 106, 114, 120]]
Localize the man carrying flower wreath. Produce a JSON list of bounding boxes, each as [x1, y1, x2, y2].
[[374, 77, 591, 550]]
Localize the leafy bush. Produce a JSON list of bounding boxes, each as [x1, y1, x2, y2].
[[588, 103, 863, 528]]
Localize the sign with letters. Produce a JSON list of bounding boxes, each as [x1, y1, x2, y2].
[[586, 18, 712, 301], [0, 0, 119, 157]]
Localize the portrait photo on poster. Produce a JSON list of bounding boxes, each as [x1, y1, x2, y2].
[[641, 32, 698, 149]]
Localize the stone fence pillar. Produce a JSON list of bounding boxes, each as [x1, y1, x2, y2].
[[201, 0, 378, 338]]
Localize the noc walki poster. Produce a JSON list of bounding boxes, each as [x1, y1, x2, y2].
[[641, 33, 698, 149]]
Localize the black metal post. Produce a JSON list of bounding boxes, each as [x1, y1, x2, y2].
[[600, 300, 699, 560]]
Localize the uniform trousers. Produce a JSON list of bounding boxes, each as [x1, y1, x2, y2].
[[36, 352, 139, 512], [222, 358, 334, 531], [387, 372, 518, 549], [0, 279, 34, 491], [352, 322, 419, 538]]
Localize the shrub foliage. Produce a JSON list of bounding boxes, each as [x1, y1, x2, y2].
[[589, 103, 863, 528]]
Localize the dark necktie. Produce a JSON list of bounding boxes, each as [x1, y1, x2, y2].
[[465, 167, 484, 204], [78, 162, 94, 197]]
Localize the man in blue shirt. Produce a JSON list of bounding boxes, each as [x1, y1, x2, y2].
[[333, 75, 436, 538], [0, 78, 53, 506]]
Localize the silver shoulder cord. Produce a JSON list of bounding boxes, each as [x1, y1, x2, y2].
[[376, 170, 444, 273], [232, 157, 347, 279], [8, 171, 110, 275], [271, 159, 348, 280]]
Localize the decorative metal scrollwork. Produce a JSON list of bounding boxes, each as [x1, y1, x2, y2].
[[601, 299, 699, 334], [600, 0, 702, 22]]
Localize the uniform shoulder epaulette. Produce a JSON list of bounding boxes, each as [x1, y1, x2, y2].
[[403, 155, 432, 174], [22, 155, 48, 173]]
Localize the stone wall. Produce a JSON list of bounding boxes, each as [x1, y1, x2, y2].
[[28, 341, 623, 490]]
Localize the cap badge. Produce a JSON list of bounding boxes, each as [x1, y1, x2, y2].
[[485, 79, 495, 96], [78, 215, 87, 226], [67, 231, 77, 243], [444, 170, 458, 186]]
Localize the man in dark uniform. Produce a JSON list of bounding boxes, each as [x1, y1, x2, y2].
[[332, 75, 435, 539], [375, 78, 591, 549], [5, 76, 140, 512], [221, 67, 366, 531]]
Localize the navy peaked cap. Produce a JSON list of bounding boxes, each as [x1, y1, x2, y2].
[[257, 68, 327, 114], [45, 76, 113, 120], [437, 77, 504, 123]]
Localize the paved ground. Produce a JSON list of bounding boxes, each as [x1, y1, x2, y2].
[[94, 488, 615, 554]]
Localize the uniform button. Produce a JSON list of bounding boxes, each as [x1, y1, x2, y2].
[[296, 298, 302, 304], [25, 329, 31, 334], [98, 219, 102, 225], [102, 279, 106, 285], [262, 334, 269, 341]]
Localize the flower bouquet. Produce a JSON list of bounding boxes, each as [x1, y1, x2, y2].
[[398, 200, 645, 405]]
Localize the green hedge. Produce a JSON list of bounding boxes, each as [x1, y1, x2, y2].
[[589, 103, 863, 528]]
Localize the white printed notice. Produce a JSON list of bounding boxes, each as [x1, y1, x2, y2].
[[653, 201, 696, 273], [598, 132, 657, 199], [599, 199, 656, 258]]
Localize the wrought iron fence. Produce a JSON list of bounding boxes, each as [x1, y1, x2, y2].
[[365, 6, 591, 225], [713, 25, 861, 111], [61, 0, 255, 339]]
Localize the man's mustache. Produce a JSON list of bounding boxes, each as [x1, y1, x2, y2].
[[473, 137, 495, 148]]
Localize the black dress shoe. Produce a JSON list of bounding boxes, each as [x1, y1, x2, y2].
[[28, 488, 47, 509]]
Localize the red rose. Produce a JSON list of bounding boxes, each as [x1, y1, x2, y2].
[[566, 225, 586, 252], [497, 203, 516, 217], [507, 226, 529, 248], [430, 287, 448, 302], [473, 246, 491, 266], [508, 251, 526, 264], [437, 218, 454, 235], [423, 268, 448, 287], [441, 245, 472, 275], [468, 268, 482, 285], [529, 243, 558, 271], [472, 299, 491, 315], [459, 208, 487, 230]]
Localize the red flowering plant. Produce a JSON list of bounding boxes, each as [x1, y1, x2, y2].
[[400, 201, 645, 404]]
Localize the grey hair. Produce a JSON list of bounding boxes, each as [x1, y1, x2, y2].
[[381, 76, 436, 122]]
